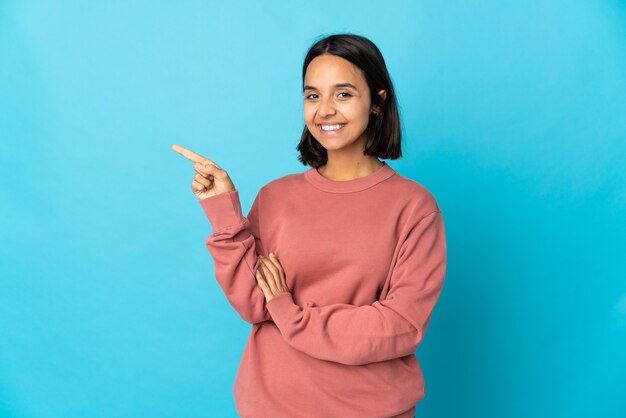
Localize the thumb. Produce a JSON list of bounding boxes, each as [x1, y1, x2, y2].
[[201, 162, 224, 176]]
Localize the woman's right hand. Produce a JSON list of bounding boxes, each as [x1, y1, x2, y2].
[[171, 144, 236, 200]]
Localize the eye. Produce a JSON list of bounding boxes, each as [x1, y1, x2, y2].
[[305, 93, 318, 100], [338, 92, 351, 98]]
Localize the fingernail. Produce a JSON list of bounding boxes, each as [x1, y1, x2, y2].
[[269, 252, 274, 257]]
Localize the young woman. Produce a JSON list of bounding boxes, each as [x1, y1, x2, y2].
[[173, 33, 446, 418]]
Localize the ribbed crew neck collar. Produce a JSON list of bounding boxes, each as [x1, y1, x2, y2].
[[304, 161, 396, 193]]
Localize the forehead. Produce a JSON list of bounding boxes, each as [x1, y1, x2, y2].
[[304, 54, 366, 87]]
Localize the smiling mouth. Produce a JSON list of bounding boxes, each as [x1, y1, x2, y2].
[[317, 123, 347, 135]]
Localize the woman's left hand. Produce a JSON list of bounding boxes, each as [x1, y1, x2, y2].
[[256, 253, 290, 303]]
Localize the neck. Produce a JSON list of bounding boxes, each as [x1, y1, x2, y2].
[[317, 155, 384, 181]]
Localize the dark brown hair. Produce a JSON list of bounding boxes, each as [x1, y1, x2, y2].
[[296, 33, 403, 168]]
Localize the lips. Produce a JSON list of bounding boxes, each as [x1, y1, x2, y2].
[[317, 123, 347, 135]]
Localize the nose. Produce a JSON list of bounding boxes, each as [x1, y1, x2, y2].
[[318, 95, 336, 117]]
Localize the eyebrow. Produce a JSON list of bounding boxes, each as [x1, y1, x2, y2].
[[303, 82, 359, 91]]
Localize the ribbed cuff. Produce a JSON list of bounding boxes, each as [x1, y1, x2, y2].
[[265, 292, 300, 330], [198, 190, 244, 232]]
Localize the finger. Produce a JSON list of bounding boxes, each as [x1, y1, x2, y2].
[[258, 261, 276, 292], [265, 255, 286, 290], [171, 144, 218, 166], [263, 257, 288, 294], [194, 162, 214, 175], [193, 162, 217, 179], [260, 256, 279, 277], [268, 254, 287, 291], [194, 173, 211, 188], [265, 255, 286, 286], [256, 260, 270, 283], [195, 162, 228, 182], [258, 260, 279, 295], [255, 271, 271, 299], [269, 253, 284, 276], [192, 179, 211, 194]]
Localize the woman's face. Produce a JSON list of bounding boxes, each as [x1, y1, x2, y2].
[[303, 54, 385, 153]]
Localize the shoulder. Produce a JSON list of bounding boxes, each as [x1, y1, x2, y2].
[[257, 170, 307, 196], [386, 170, 442, 216]]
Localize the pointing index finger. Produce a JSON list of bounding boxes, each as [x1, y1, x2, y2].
[[171, 144, 215, 165]]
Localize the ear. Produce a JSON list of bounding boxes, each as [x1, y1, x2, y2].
[[372, 89, 387, 114]]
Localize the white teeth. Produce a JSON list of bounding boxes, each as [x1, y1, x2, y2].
[[320, 124, 344, 131]]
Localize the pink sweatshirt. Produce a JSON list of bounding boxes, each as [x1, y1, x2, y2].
[[199, 162, 447, 418]]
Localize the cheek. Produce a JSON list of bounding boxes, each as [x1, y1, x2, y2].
[[303, 106, 316, 123], [343, 106, 370, 125]]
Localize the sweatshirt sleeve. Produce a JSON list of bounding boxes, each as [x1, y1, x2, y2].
[[199, 189, 272, 325], [265, 210, 447, 365]]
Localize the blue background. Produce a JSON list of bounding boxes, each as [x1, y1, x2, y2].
[[2, 1, 625, 417]]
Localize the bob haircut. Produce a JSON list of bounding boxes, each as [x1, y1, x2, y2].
[[297, 33, 403, 168]]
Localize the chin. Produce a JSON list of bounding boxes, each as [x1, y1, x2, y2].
[[316, 139, 356, 152]]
